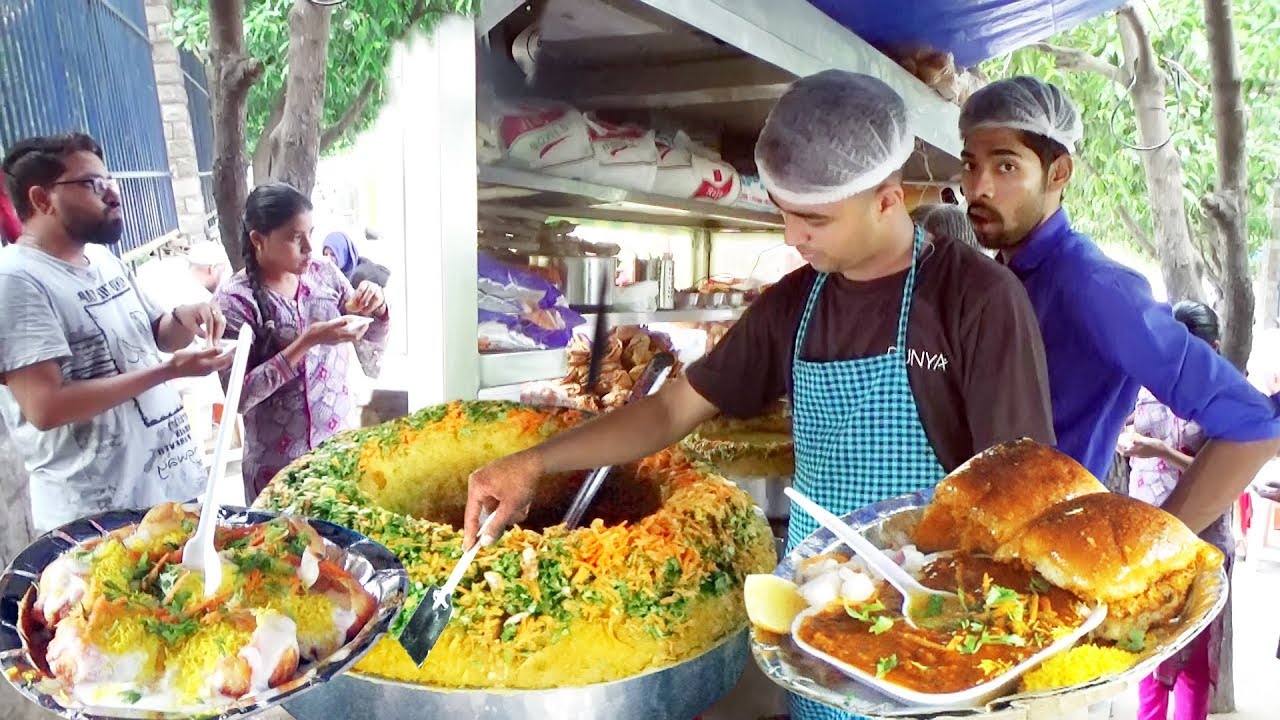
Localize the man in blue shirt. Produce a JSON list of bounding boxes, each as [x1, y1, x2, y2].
[[957, 76, 1280, 533]]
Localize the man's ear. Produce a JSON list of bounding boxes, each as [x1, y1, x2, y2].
[[875, 180, 905, 217], [26, 185, 53, 215], [1047, 154, 1074, 193]]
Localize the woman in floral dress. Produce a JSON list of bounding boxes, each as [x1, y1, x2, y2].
[[1118, 300, 1233, 720], [214, 182, 389, 502]]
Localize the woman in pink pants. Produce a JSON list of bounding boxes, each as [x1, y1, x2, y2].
[[1118, 300, 1234, 720]]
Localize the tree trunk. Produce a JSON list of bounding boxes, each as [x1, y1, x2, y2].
[[1260, 183, 1280, 329], [1202, 0, 1250, 712], [1202, 0, 1253, 373], [207, 0, 262, 272], [1116, 7, 1204, 304], [252, 82, 288, 186], [265, 0, 332, 196]]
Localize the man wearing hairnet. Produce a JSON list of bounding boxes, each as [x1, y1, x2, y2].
[[910, 203, 980, 251], [463, 70, 1056, 720], [958, 76, 1280, 538]]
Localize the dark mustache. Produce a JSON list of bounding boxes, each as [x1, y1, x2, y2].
[[967, 204, 999, 220]]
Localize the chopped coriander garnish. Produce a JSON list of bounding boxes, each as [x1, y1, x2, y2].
[[102, 580, 128, 601], [287, 533, 310, 556], [984, 585, 1019, 608], [845, 600, 886, 623], [983, 631, 1026, 647], [869, 616, 894, 635], [1119, 628, 1146, 653], [120, 689, 142, 704], [875, 654, 898, 678], [923, 594, 945, 618], [166, 589, 192, 615], [142, 617, 200, 645], [157, 564, 183, 598], [231, 551, 277, 575]]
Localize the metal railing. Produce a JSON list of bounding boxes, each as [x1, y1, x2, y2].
[[180, 49, 216, 214], [0, 0, 179, 256]]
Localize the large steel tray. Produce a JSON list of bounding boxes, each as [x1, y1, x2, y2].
[[0, 507, 407, 720], [753, 490, 1229, 719]]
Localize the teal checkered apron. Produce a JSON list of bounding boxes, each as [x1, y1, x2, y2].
[[787, 226, 947, 720]]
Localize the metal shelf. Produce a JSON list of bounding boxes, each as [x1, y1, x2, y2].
[[478, 308, 745, 388], [478, 165, 783, 231], [478, 348, 568, 389], [575, 307, 745, 327]]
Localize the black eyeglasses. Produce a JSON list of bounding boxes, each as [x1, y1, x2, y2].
[[52, 176, 118, 197]]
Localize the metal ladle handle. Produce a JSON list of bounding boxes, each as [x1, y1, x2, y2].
[[562, 352, 676, 529]]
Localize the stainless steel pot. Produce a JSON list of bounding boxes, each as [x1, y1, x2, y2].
[[283, 630, 750, 720], [530, 255, 618, 308]]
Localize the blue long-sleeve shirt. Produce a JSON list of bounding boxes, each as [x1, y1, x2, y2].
[[1004, 209, 1280, 480]]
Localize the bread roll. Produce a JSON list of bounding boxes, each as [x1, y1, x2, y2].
[[914, 439, 1106, 553], [994, 492, 1224, 640]]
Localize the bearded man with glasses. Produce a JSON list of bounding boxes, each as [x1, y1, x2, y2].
[[0, 132, 234, 532]]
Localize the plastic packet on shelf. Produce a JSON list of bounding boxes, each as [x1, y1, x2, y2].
[[478, 255, 585, 352], [497, 98, 593, 169], [734, 175, 777, 212]]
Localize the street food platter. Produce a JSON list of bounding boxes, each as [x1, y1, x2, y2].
[[751, 489, 1229, 719], [0, 507, 407, 720]]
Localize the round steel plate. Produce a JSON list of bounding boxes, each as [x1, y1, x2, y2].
[[752, 490, 1229, 719], [0, 506, 408, 720]]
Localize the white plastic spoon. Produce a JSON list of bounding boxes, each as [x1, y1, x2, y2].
[[183, 327, 254, 598], [784, 487, 957, 629]]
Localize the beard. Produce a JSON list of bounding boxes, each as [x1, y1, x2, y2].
[[65, 212, 124, 246], [967, 197, 1045, 251]]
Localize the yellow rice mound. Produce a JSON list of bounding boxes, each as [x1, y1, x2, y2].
[[1020, 644, 1140, 692], [255, 400, 777, 689]]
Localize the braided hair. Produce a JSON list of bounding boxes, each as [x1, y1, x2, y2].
[[240, 182, 312, 362]]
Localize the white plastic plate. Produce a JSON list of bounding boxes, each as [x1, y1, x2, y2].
[[341, 314, 375, 331], [790, 601, 1109, 707]]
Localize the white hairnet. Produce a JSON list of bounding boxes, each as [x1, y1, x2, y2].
[[959, 76, 1083, 154], [187, 241, 229, 267], [756, 70, 915, 206], [910, 203, 978, 249]]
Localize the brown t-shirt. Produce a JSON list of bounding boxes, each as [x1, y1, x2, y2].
[[686, 235, 1055, 472]]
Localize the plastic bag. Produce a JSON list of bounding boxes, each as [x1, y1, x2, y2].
[[478, 254, 585, 352]]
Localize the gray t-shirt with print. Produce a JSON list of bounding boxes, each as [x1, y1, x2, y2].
[[0, 243, 204, 532]]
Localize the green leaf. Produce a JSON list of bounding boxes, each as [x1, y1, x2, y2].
[[922, 594, 945, 618], [875, 654, 898, 679], [172, 0, 482, 154], [844, 600, 886, 623], [142, 616, 201, 645], [120, 690, 143, 704], [869, 616, 894, 635], [287, 533, 311, 557], [1119, 628, 1147, 653], [984, 585, 1019, 609]]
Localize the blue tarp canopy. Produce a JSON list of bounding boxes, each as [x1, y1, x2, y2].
[[807, 0, 1128, 68]]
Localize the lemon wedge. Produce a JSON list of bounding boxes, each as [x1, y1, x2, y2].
[[744, 574, 808, 634]]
